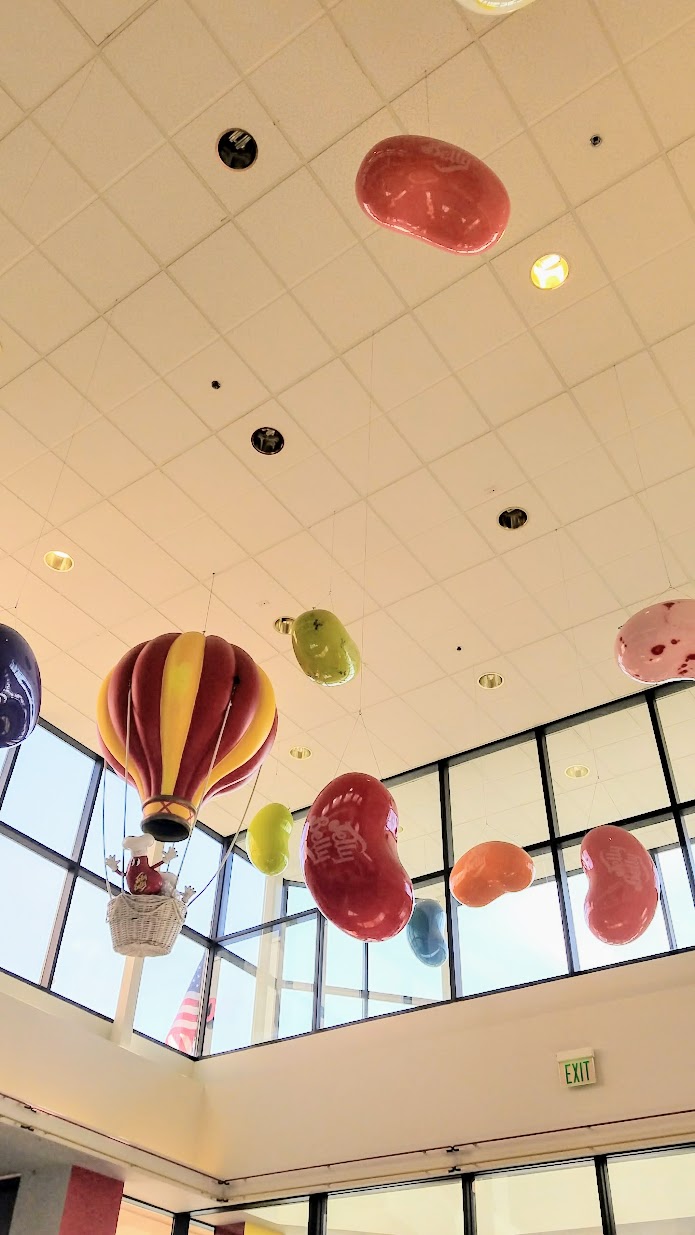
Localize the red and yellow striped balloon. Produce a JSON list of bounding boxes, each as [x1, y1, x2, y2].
[[97, 632, 277, 842]]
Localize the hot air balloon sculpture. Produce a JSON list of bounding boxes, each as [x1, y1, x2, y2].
[[97, 632, 278, 843], [0, 624, 41, 747], [98, 632, 277, 958]]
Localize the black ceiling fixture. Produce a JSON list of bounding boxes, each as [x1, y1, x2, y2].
[[251, 426, 284, 456], [217, 128, 258, 171], [498, 506, 528, 530]]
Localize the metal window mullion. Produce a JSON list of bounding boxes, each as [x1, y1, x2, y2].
[[0, 747, 20, 811], [195, 945, 218, 1059], [172, 1214, 191, 1235], [312, 910, 326, 1033], [72, 759, 103, 865], [40, 863, 79, 990], [653, 852, 678, 951], [362, 941, 369, 1020], [536, 730, 579, 974], [462, 1173, 476, 1235], [440, 759, 462, 1000], [595, 1155, 617, 1235], [308, 1193, 327, 1235], [646, 691, 695, 906]]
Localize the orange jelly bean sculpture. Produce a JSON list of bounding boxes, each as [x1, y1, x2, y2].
[[449, 840, 534, 908]]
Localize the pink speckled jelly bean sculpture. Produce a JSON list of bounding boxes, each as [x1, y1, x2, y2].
[[355, 135, 510, 255], [615, 600, 695, 684]]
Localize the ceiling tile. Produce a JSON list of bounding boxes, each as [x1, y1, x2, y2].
[[229, 296, 332, 392], [577, 159, 693, 279], [460, 334, 563, 427], [628, 20, 695, 148], [50, 321, 155, 412], [605, 409, 695, 490], [416, 268, 525, 371], [310, 501, 398, 568], [17, 530, 146, 626], [109, 380, 209, 465], [360, 609, 442, 693], [326, 416, 418, 494], [0, 360, 98, 448], [347, 316, 449, 409], [5, 566, 101, 648], [498, 393, 598, 476], [360, 694, 449, 766], [70, 630, 129, 680], [0, 0, 91, 108], [491, 214, 608, 326], [599, 0, 693, 60], [481, 594, 557, 654], [18, 455, 96, 531], [158, 515, 245, 580], [370, 468, 458, 540], [311, 109, 402, 239], [395, 593, 496, 676], [0, 88, 21, 140], [536, 570, 621, 629], [250, 18, 380, 159], [388, 376, 486, 463], [35, 61, 163, 190], [534, 287, 641, 386], [237, 169, 355, 286], [279, 359, 372, 447], [59, 0, 153, 44], [617, 237, 695, 344], [170, 221, 282, 335], [294, 245, 404, 351], [573, 351, 676, 441], [444, 555, 524, 617], [114, 607, 176, 646], [0, 319, 39, 383], [270, 453, 359, 525], [112, 469, 202, 543], [258, 530, 368, 622], [41, 200, 158, 311], [351, 543, 432, 606], [0, 487, 45, 553], [599, 542, 676, 607], [392, 43, 521, 155], [482, 0, 616, 125], [166, 339, 268, 430], [642, 469, 695, 537], [220, 401, 317, 476], [503, 528, 589, 592], [106, 145, 225, 265], [188, 0, 321, 72], [60, 415, 152, 495], [0, 121, 95, 243], [0, 213, 31, 276], [485, 135, 566, 257], [670, 135, 695, 212], [404, 676, 498, 753], [364, 226, 466, 307], [104, 0, 238, 132], [0, 251, 95, 352], [65, 500, 197, 604], [653, 323, 695, 411], [0, 409, 47, 481], [431, 432, 524, 511], [214, 556, 302, 634], [533, 72, 658, 207], [173, 82, 300, 216], [407, 512, 491, 581], [110, 273, 216, 373], [333, 0, 470, 99], [535, 445, 630, 523]]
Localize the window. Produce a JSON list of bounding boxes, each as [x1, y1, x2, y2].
[[449, 740, 548, 855], [608, 1147, 695, 1229], [134, 935, 208, 1050], [657, 687, 695, 802], [389, 772, 443, 877], [367, 881, 450, 1016], [327, 1180, 464, 1235], [0, 725, 95, 855], [81, 773, 141, 876], [474, 1162, 602, 1235], [0, 836, 65, 982], [547, 701, 669, 835], [51, 879, 126, 1017]]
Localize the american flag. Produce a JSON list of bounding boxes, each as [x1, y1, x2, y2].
[[165, 958, 216, 1054]]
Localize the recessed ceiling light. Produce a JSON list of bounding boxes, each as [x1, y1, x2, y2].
[[498, 506, 528, 531], [290, 745, 312, 760], [274, 616, 294, 634], [565, 764, 590, 779], [251, 426, 284, 456], [43, 550, 74, 573], [530, 253, 569, 291], [478, 672, 504, 690], [217, 128, 258, 171]]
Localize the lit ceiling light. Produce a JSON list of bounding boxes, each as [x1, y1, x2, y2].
[[290, 745, 312, 760], [531, 253, 569, 290], [43, 550, 74, 573], [456, 0, 536, 12], [478, 672, 504, 690], [274, 616, 294, 634], [565, 764, 590, 779]]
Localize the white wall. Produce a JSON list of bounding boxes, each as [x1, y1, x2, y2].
[[198, 952, 695, 1187]]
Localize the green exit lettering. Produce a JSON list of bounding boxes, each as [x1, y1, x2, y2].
[[557, 1052, 596, 1087]]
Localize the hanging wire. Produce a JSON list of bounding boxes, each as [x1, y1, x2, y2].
[[101, 766, 117, 902], [176, 683, 237, 885], [186, 765, 263, 907], [202, 572, 216, 635]]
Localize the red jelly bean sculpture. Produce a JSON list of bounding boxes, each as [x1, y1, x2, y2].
[[355, 135, 510, 255], [300, 772, 414, 942], [449, 840, 534, 908], [615, 600, 695, 684], [581, 825, 659, 946]]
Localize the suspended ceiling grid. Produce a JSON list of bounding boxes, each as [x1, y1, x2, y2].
[[0, 0, 694, 830]]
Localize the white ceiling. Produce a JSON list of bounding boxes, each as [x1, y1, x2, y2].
[[0, 0, 694, 830]]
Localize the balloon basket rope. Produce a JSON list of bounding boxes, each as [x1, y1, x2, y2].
[[107, 892, 186, 958]]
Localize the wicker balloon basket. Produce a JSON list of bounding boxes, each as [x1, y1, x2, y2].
[[107, 893, 187, 958]]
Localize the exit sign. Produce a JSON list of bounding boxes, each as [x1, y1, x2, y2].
[[557, 1049, 597, 1088]]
